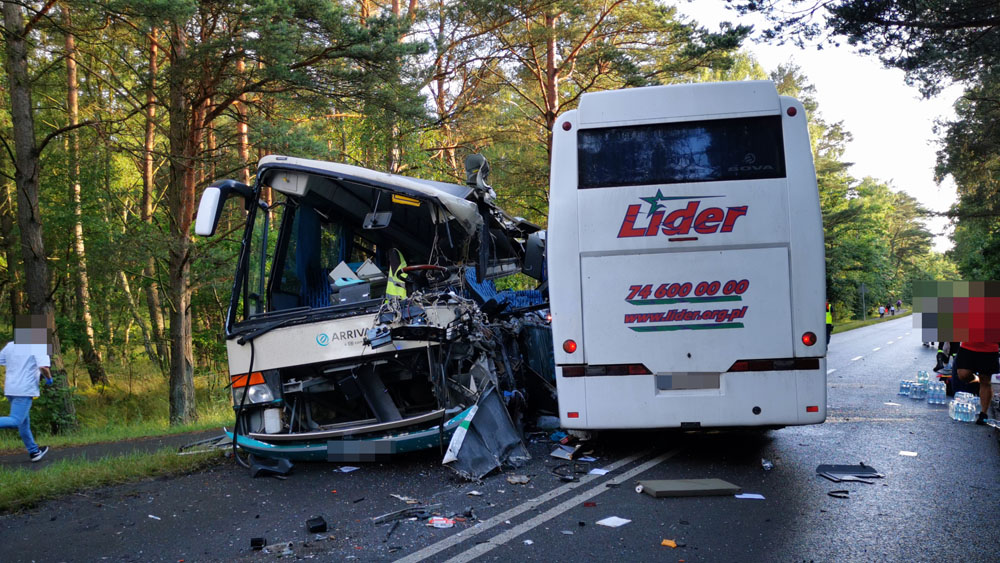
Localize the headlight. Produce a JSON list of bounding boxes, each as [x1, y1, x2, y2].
[[233, 383, 274, 404]]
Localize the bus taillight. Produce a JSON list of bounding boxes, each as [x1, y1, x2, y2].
[[802, 332, 817, 346], [563, 339, 577, 353]]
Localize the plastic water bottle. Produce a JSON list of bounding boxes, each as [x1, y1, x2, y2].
[[949, 399, 957, 419], [898, 380, 909, 395], [917, 370, 929, 384]]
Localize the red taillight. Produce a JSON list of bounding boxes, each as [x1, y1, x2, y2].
[[563, 339, 577, 353], [567, 412, 580, 418], [802, 332, 817, 346], [562, 365, 585, 377], [786, 107, 797, 117], [562, 121, 572, 131], [806, 406, 819, 413]]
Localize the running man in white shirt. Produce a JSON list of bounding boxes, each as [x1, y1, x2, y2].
[[0, 315, 53, 462]]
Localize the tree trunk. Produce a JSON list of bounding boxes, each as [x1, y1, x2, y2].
[[543, 11, 559, 155], [165, 23, 199, 425], [142, 29, 169, 374], [0, 181, 21, 319], [64, 7, 108, 386], [2, 0, 76, 429], [236, 58, 251, 186]]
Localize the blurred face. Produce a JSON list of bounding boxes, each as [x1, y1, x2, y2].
[[13, 314, 51, 352]]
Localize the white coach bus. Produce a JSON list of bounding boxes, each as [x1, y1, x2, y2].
[[547, 81, 827, 430]]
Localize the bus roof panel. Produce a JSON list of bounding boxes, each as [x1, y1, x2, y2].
[[257, 155, 481, 233], [577, 81, 781, 128]]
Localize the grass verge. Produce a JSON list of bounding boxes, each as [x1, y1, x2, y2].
[[0, 448, 223, 514], [833, 310, 912, 334], [0, 415, 232, 454]]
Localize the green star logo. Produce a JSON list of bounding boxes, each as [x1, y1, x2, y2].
[[639, 190, 697, 217]]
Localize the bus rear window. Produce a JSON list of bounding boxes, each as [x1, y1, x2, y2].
[[577, 115, 785, 189]]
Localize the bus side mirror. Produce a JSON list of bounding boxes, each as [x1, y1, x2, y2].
[[195, 179, 253, 236], [522, 231, 546, 281]]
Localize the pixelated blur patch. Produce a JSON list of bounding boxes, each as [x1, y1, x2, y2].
[[912, 281, 1000, 342]]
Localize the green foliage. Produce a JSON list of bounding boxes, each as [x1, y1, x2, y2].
[[31, 370, 79, 435], [732, 0, 1000, 95]]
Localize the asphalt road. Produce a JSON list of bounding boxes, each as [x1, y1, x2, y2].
[[2, 315, 998, 562]]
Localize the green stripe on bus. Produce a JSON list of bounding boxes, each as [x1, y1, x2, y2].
[[629, 323, 744, 332], [627, 296, 742, 305]]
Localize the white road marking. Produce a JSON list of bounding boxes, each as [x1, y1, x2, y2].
[[872, 347, 881, 352], [886, 341, 894, 344], [897, 336, 903, 340], [396, 450, 654, 563], [443, 449, 682, 563], [827, 369, 836, 375], [851, 355, 863, 361]]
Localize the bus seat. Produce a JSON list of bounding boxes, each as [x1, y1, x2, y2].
[[464, 267, 545, 311]]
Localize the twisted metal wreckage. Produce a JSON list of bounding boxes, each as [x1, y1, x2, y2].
[[194, 155, 554, 479]]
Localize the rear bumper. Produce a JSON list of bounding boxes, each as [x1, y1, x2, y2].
[[557, 362, 826, 429]]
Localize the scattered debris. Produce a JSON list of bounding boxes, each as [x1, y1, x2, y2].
[[552, 463, 589, 482], [636, 479, 742, 498], [148, 514, 161, 521], [899, 451, 918, 457], [523, 539, 534, 545], [549, 431, 568, 442], [734, 493, 765, 500], [467, 490, 483, 497], [661, 539, 678, 548], [578, 456, 598, 462], [384, 521, 401, 541], [339, 466, 360, 473], [372, 503, 443, 524], [818, 473, 873, 484], [535, 415, 561, 430], [816, 463, 883, 482], [353, 497, 366, 503], [561, 530, 574, 535], [306, 516, 328, 533], [884, 402, 901, 406], [250, 537, 266, 551], [588, 468, 609, 476], [427, 517, 456, 529], [249, 455, 293, 478], [390, 494, 420, 504], [506, 474, 531, 485], [596, 516, 631, 528], [443, 384, 531, 480], [550, 444, 581, 460], [761, 458, 774, 471], [827, 490, 850, 499], [583, 502, 596, 507]]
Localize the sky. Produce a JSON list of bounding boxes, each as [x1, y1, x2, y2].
[[675, 1, 962, 251]]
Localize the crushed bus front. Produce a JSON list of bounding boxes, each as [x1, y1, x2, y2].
[[196, 155, 552, 469]]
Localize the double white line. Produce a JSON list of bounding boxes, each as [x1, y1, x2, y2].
[[397, 448, 681, 563]]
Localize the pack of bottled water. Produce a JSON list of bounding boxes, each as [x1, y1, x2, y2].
[[950, 392, 979, 422], [916, 370, 930, 384], [926, 381, 947, 405], [898, 380, 913, 396], [909, 381, 927, 400]]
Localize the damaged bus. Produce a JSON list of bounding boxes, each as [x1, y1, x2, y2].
[[195, 155, 551, 468]]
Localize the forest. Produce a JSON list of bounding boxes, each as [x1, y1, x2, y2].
[[0, 0, 981, 432]]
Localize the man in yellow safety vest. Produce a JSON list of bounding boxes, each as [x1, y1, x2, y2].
[[385, 248, 408, 300], [826, 302, 833, 345]]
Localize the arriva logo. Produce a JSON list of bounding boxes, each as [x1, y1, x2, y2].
[[617, 189, 747, 238], [316, 333, 330, 346]]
